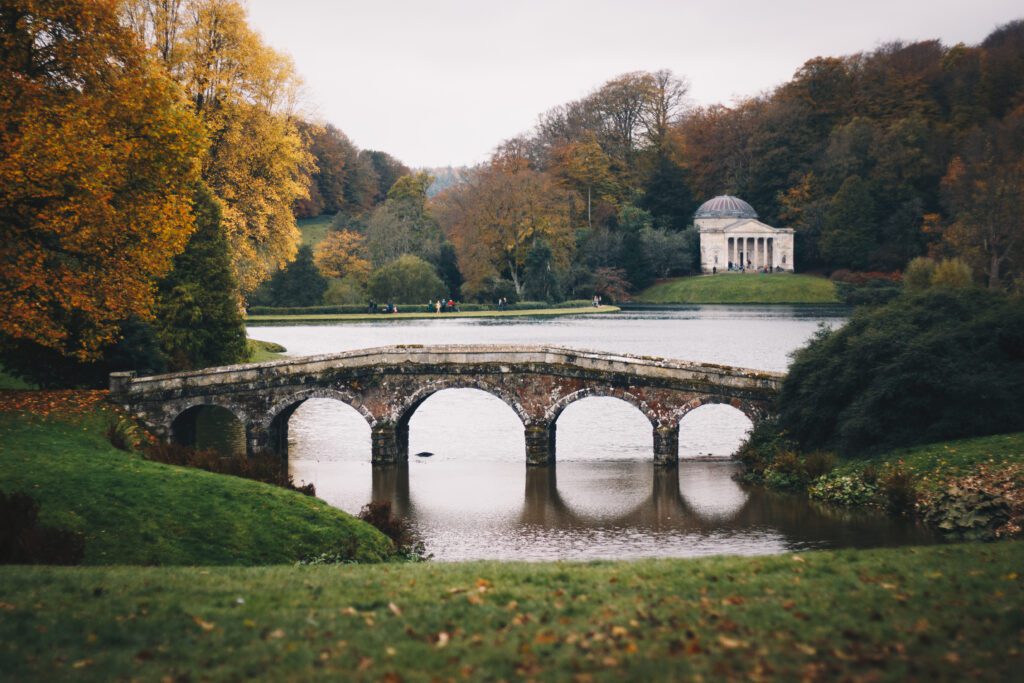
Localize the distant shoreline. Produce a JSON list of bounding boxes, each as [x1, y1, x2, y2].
[[246, 305, 620, 324]]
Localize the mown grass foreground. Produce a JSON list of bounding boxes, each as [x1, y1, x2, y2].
[[0, 401, 392, 565], [0, 543, 1021, 681], [637, 273, 839, 304], [247, 305, 619, 323]]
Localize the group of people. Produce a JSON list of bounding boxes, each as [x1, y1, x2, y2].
[[367, 301, 400, 314], [724, 261, 777, 273], [496, 297, 509, 310], [431, 298, 459, 313], [592, 295, 603, 307]]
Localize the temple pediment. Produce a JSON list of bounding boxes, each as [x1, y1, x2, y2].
[[721, 219, 785, 234]]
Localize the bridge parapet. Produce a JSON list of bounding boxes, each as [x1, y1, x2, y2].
[[110, 345, 783, 467]]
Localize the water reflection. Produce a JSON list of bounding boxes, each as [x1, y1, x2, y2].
[[232, 308, 941, 561], [311, 459, 938, 562]]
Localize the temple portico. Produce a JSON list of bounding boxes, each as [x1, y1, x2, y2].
[[695, 195, 795, 273]]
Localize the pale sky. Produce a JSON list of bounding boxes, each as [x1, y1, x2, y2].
[[246, 0, 1022, 168]]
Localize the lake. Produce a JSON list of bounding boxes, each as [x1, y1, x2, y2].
[[243, 307, 939, 561]]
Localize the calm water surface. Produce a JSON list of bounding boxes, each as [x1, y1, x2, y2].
[[239, 307, 938, 561]]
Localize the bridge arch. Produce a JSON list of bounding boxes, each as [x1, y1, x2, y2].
[[259, 387, 377, 433], [169, 399, 247, 455], [544, 387, 658, 427], [393, 378, 531, 427], [672, 395, 765, 426], [256, 388, 375, 462], [392, 379, 529, 461]]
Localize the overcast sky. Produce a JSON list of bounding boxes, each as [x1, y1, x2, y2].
[[247, 0, 1021, 169]]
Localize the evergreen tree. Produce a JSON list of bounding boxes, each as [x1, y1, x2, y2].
[[436, 242, 464, 299], [155, 185, 249, 370], [266, 245, 329, 307], [523, 239, 561, 302], [639, 152, 696, 230]]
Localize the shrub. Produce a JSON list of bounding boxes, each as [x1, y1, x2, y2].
[[931, 258, 974, 289], [803, 450, 837, 479], [808, 474, 879, 507], [778, 288, 1024, 456], [357, 501, 428, 561], [903, 257, 936, 291], [921, 486, 1011, 540], [0, 492, 85, 565], [106, 416, 141, 452], [878, 461, 918, 514]]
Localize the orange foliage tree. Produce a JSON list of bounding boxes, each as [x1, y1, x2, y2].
[[313, 230, 371, 282], [0, 0, 204, 360], [433, 159, 575, 298]]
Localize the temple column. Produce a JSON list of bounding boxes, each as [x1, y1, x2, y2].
[[653, 424, 679, 467], [525, 421, 556, 466]]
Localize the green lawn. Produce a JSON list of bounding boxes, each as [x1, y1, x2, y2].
[[0, 407, 392, 565], [246, 338, 287, 362], [297, 214, 334, 247], [637, 273, 839, 304], [1, 542, 1021, 681], [247, 305, 619, 323]]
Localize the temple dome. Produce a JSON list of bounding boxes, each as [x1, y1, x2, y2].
[[694, 195, 758, 220]]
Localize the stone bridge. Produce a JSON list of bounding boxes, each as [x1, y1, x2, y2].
[[109, 345, 783, 467]]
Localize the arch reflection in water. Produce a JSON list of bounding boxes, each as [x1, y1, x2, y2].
[[678, 403, 753, 459]]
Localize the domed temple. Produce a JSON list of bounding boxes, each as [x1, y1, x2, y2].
[[694, 195, 794, 273]]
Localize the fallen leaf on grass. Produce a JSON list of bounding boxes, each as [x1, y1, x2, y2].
[[71, 659, 93, 669], [388, 602, 402, 617], [192, 616, 215, 632], [436, 632, 450, 648], [718, 635, 748, 649]]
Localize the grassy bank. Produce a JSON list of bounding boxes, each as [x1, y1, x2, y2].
[[246, 338, 287, 362], [746, 431, 1024, 539], [297, 214, 333, 247], [1, 542, 1021, 680], [247, 305, 619, 323], [0, 401, 392, 565], [637, 273, 839, 304]]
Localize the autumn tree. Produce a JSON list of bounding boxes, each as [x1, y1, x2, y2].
[[124, 0, 313, 293], [434, 160, 575, 298], [940, 110, 1024, 289], [294, 121, 360, 217], [364, 172, 442, 266], [0, 0, 203, 360], [313, 230, 371, 282]]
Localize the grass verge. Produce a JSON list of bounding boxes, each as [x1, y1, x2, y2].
[[0, 542, 1021, 680], [246, 305, 619, 323], [0, 403, 392, 565], [637, 273, 839, 304]]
